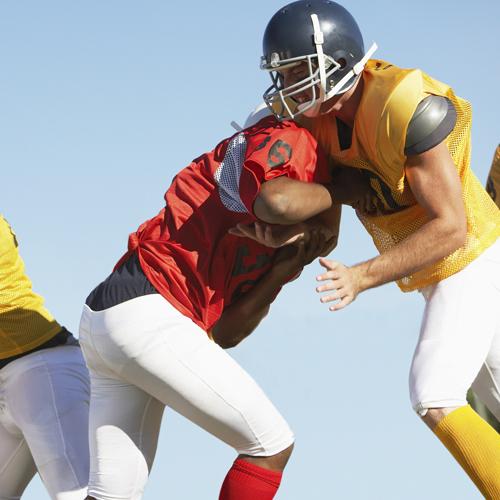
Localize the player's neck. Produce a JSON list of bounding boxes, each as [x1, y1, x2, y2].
[[322, 76, 364, 127]]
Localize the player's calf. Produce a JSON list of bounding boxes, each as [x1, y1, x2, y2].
[[418, 405, 500, 499]]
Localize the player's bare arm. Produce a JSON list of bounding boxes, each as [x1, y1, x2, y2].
[[230, 205, 340, 260], [231, 170, 374, 251], [310, 203, 341, 255], [329, 167, 382, 214], [317, 141, 467, 310], [253, 167, 377, 225], [212, 231, 326, 348], [253, 175, 334, 224]]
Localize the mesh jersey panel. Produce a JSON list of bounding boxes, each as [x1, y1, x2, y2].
[[214, 133, 249, 213], [0, 216, 61, 358], [359, 92, 500, 290]]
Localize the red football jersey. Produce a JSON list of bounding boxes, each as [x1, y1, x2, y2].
[[116, 116, 330, 330]]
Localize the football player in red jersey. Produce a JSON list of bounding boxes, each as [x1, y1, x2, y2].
[[79, 116, 347, 500]]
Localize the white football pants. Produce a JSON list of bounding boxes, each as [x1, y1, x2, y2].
[[410, 239, 500, 419], [0, 344, 90, 500], [79, 294, 294, 500]]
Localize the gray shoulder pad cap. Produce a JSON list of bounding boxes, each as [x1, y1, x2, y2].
[[404, 96, 457, 156]]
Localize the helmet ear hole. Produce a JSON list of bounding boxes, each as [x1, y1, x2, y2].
[[337, 58, 347, 69]]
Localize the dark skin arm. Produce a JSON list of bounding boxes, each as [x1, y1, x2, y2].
[[253, 164, 381, 226], [230, 167, 373, 249], [229, 204, 341, 254], [329, 166, 383, 214], [309, 204, 341, 256], [211, 230, 326, 349], [253, 176, 335, 224]]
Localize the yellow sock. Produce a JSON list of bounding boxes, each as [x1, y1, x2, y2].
[[434, 405, 500, 499]]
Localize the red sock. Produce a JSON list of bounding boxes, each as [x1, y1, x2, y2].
[[219, 458, 283, 500]]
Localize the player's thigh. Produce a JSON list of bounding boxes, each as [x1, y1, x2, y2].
[[410, 248, 500, 413], [88, 371, 165, 500], [6, 346, 90, 499], [87, 295, 294, 457], [0, 421, 36, 500], [116, 303, 293, 456]]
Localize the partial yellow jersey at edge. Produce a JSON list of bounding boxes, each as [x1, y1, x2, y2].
[[0, 216, 61, 358], [486, 145, 500, 207], [301, 60, 500, 291]]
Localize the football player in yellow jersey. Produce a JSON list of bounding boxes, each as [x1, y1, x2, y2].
[[251, 1, 500, 497], [0, 215, 90, 499]]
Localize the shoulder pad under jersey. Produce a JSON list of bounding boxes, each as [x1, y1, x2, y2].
[[405, 95, 457, 156]]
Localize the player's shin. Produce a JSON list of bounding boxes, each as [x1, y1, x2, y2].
[[432, 405, 500, 498]]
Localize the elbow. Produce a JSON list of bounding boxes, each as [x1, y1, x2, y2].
[[254, 191, 292, 224], [211, 330, 242, 349], [217, 337, 242, 349]]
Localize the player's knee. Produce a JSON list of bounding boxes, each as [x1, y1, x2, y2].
[[266, 441, 294, 470], [266, 442, 294, 471], [240, 442, 294, 472], [409, 373, 468, 422], [415, 406, 464, 430], [276, 442, 294, 466]]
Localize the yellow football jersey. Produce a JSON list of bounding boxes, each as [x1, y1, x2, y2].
[[0, 216, 61, 358], [300, 60, 500, 291], [486, 145, 500, 207]]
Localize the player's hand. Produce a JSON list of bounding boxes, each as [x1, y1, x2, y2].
[[330, 167, 381, 215], [316, 227, 338, 257], [351, 192, 380, 214], [229, 221, 307, 248], [272, 229, 326, 283], [315, 258, 362, 311]]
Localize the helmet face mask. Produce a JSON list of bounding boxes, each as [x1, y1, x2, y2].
[[262, 51, 344, 120], [261, 0, 377, 120]]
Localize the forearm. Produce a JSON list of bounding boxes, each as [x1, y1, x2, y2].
[[254, 177, 334, 224], [307, 205, 341, 256], [211, 269, 285, 349], [355, 140, 468, 292], [354, 216, 466, 292]]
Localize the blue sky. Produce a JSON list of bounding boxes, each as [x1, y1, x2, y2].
[[1, 1, 498, 498]]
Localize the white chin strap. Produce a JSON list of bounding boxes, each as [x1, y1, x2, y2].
[[297, 14, 326, 118], [324, 42, 378, 101], [298, 13, 378, 118]]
